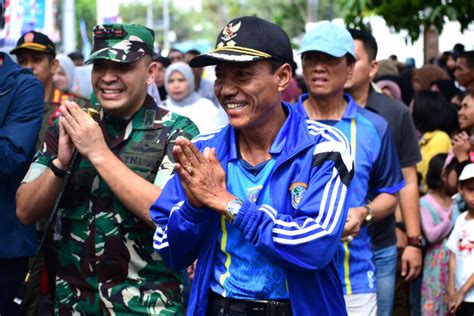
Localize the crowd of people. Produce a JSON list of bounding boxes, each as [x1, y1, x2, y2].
[[1, 11, 474, 316]]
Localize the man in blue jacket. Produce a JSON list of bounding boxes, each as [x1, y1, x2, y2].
[[295, 22, 405, 315], [0, 51, 44, 314], [151, 16, 354, 315]]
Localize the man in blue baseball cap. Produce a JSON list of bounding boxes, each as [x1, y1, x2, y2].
[[294, 21, 405, 315]]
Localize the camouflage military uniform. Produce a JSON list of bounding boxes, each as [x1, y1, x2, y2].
[[24, 94, 199, 315], [21, 88, 90, 316]]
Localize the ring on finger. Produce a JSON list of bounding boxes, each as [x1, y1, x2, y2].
[[347, 235, 354, 242], [185, 165, 194, 175]]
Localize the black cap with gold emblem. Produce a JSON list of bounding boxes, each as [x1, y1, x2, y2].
[[10, 31, 56, 57], [190, 16, 293, 68]]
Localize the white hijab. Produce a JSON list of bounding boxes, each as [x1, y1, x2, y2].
[[164, 62, 201, 107], [56, 54, 76, 91]]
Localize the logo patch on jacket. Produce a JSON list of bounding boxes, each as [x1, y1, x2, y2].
[[247, 185, 263, 203], [289, 182, 308, 208]]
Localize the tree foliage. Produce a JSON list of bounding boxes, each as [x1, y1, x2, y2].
[[57, 0, 96, 50], [342, 0, 474, 43], [118, 0, 208, 48], [118, 0, 347, 49], [76, 0, 96, 48], [202, 0, 346, 41]]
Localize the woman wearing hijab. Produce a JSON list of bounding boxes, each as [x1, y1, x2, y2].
[[163, 62, 228, 134], [53, 54, 77, 93]]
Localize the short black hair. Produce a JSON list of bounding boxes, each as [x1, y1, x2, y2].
[[460, 50, 474, 69], [453, 43, 465, 55], [153, 54, 171, 67], [431, 79, 461, 102], [16, 49, 55, 62], [186, 49, 201, 56], [348, 28, 378, 61], [142, 54, 153, 65], [169, 48, 183, 54], [346, 53, 356, 64], [426, 153, 448, 190], [461, 89, 474, 101], [412, 91, 458, 134], [267, 59, 284, 74], [68, 51, 84, 61]]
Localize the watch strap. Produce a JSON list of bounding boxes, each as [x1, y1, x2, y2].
[[364, 205, 374, 224], [407, 235, 424, 249], [48, 156, 66, 178]]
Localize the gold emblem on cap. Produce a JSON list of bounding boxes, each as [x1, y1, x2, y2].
[[218, 21, 241, 48], [221, 21, 241, 42], [24, 32, 34, 43]]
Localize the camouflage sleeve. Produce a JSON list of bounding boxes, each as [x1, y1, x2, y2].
[[23, 123, 60, 183], [154, 113, 199, 188]]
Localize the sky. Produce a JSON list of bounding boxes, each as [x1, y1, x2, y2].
[[369, 16, 474, 67]]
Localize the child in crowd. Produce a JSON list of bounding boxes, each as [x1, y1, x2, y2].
[[412, 91, 454, 194], [446, 164, 474, 315], [421, 154, 457, 316]]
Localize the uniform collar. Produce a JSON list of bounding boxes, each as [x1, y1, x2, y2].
[[100, 94, 158, 131], [98, 94, 159, 146], [294, 92, 359, 119], [226, 102, 313, 161]]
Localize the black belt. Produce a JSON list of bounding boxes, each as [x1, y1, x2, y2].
[[207, 291, 292, 316]]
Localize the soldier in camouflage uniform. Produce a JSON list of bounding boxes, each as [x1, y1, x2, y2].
[[11, 31, 89, 151], [16, 24, 199, 315]]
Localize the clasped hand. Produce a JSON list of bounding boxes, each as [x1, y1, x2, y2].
[[172, 137, 234, 212], [57, 100, 106, 167]]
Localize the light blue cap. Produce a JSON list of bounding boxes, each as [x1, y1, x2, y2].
[[299, 21, 355, 59]]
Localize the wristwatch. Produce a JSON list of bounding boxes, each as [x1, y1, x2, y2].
[[407, 235, 424, 249], [224, 198, 243, 223], [364, 205, 374, 224], [47, 156, 66, 178]]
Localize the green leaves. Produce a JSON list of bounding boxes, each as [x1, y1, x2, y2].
[[342, 0, 474, 43]]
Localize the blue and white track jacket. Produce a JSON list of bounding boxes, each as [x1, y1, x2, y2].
[[151, 103, 354, 315]]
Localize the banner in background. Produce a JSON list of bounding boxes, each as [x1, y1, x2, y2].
[[79, 19, 91, 59], [97, 1, 120, 25], [0, 0, 57, 49]]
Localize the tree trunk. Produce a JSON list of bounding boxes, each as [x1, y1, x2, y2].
[[423, 24, 439, 65]]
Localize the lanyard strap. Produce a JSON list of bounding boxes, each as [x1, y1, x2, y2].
[[350, 118, 356, 160]]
